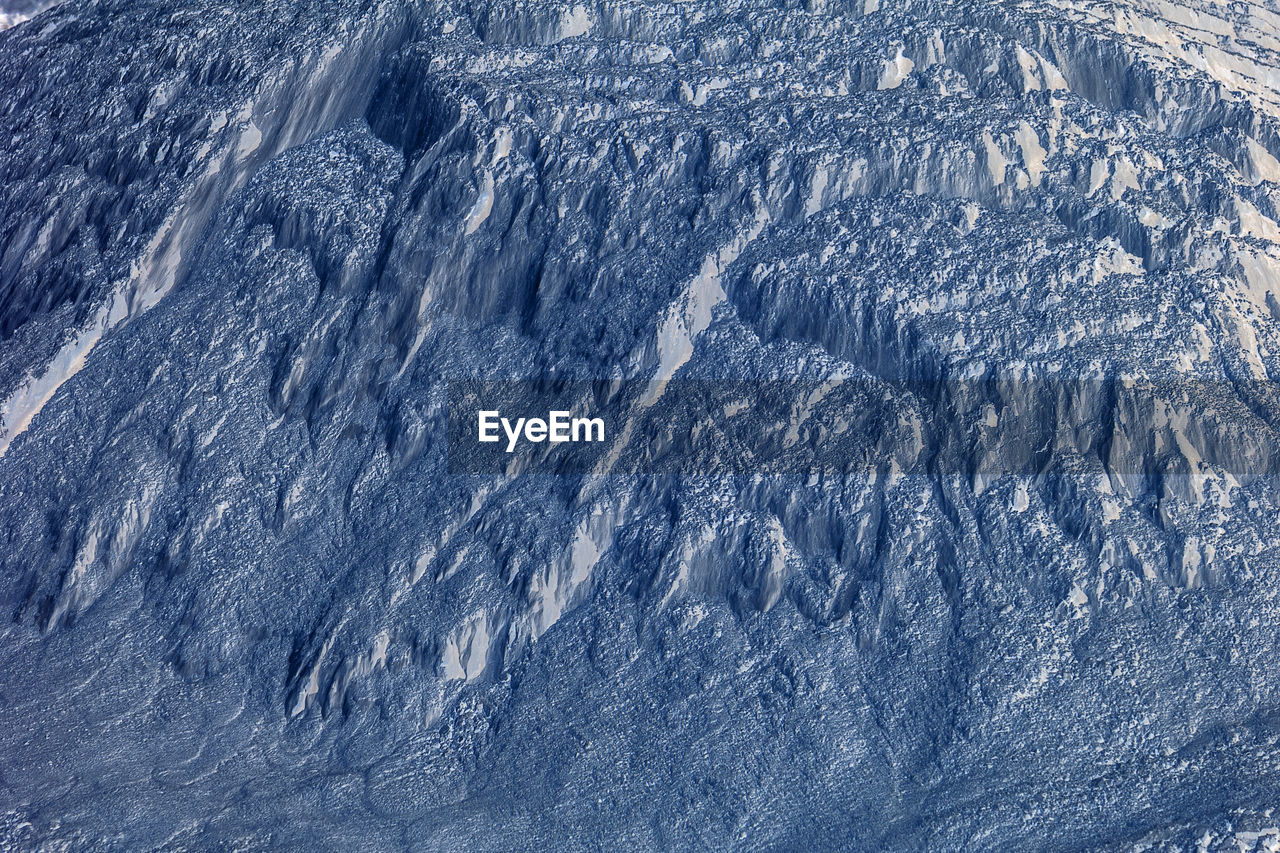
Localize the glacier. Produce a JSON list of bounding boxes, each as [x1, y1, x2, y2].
[[3, 0, 1280, 848]]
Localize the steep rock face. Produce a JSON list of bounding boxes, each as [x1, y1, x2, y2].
[[2, 0, 1280, 849]]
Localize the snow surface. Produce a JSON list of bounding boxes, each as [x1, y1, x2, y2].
[[2, 0, 1280, 849]]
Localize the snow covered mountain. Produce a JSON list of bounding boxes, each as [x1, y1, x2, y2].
[[3, 0, 1280, 848]]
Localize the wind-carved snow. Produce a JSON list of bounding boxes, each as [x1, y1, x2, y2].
[[0, 295, 124, 458], [0, 192, 192, 459], [8, 0, 1280, 845], [355, 631, 392, 680], [290, 631, 338, 717], [658, 520, 719, 608], [393, 483, 498, 610], [47, 482, 159, 629], [759, 519, 792, 612], [642, 204, 771, 407], [527, 505, 621, 639], [1152, 396, 1213, 508], [590, 187, 809, 458], [1039, 0, 1280, 115], [130, 213, 189, 312], [783, 369, 850, 448], [441, 612, 492, 682]]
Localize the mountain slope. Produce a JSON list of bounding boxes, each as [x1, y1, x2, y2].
[[2, 0, 1280, 848]]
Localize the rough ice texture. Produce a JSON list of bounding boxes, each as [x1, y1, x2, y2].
[[2, 0, 1280, 849]]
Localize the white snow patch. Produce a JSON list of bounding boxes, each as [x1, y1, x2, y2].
[[1246, 137, 1280, 185], [1092, 237, 1145, 280], [1014, 120, 1047, 187], [806, 161, 830, 217], [492, 127, 513, 164], [1238, 247, 1280, 318], [1138, 206, 1173, 228], [557, 5, 593, 41], [877, 47, 914, 90], [1110, 156, 1140, 201], [0, 291, 127, 458], [982, 130, 1008, 185], [463, 171, 494, 235], [568, 522, 601, 589], [692, 77, 730, 107], [441, 612, 492, 682], [645, 45, 673, 63], [1015, 45, 1042, 91], [1037, 52, 1069, 90], [236, 121, 262, 159], [643, 206, 770, 405], [1067, 583, 1089, 613], [1088, 158, 1110, 197], [1232, 826, 1280, 853], [1181, 539, 1202, 588], [1234, 196, 1280, 242]]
